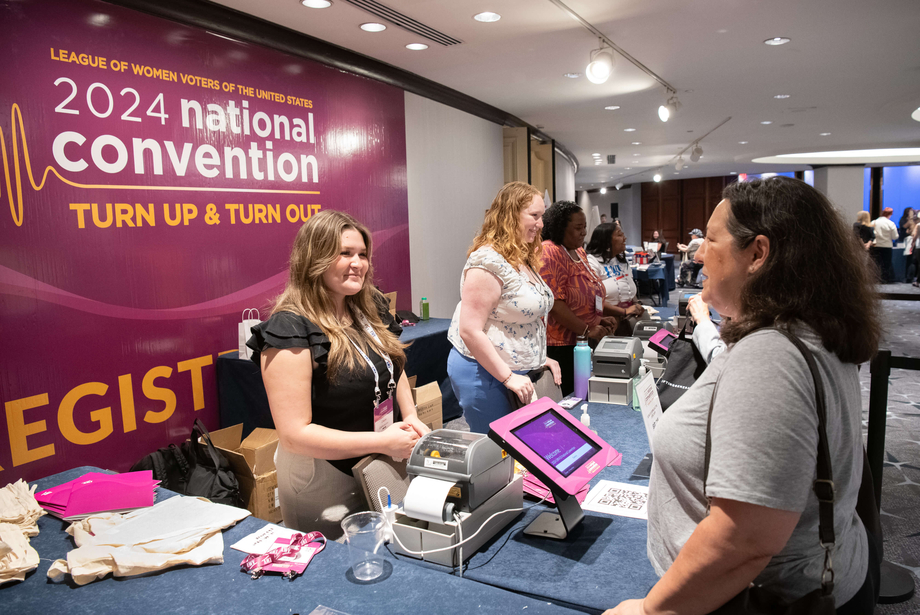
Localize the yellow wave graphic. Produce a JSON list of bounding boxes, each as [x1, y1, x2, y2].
[[0, 103, 321, 226]]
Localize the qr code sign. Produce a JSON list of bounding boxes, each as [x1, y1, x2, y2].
[[598, 487, 647, 511]]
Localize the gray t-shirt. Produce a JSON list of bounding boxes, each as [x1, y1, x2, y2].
[[647, 328, 867, 604]]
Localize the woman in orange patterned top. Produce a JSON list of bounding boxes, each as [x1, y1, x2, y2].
[[539, 201, 618, 395]]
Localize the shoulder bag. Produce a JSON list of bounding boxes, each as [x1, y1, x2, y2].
[[656, 322, 709, 411]]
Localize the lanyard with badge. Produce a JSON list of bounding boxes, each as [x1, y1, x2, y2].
[[347, 310, 396, 432], [570, 248, 605, 316]]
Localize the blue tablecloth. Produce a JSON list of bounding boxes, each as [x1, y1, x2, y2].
[[390, 402, 658, 613], [4, 466, 585, 615]]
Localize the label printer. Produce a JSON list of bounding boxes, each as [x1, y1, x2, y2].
[[633, 320, 672, 378], [588, 336, 643, 405], [393, 430, 522, 567]]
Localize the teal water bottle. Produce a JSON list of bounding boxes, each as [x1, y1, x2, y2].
[[419, 297, 430, 321], [573, 339, 591, 399]]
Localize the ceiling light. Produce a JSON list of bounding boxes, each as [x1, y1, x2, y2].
[[406, 43, 428, 50], [301, 0, 332, 7], [625, 167, 631, 170], [912, 107, 920, 122], [675, 158, 685, 170], [360, 22, 386, 32], [615, 183, 624, 190], [820, 132, 831, 136], [653, 172, 662, 182], [631, 142, 641, 145], [760, 121, 773, 125], [730, 172, 738, 175], [658, 95, 680, 122], [586, 44, 615, 84], [738, 141, 749, 144], [633, 153, 640, 156], [564, 72, 581, 79], [764, 37, 790, 46], [624, 128, 636, 132], [473, 12, 501, 22], [690, 145, 703, 162], [605, 105, 620, 110], [600, 187, 607, 194], [773, 94, 790, 99], [592, 152, 601, 157]]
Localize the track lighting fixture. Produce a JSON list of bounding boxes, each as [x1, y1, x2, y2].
[[653, 172, 662, 183], [690, 145, 703, 162], [586, 40, 615, 85], [658, 95, 680, 122], [675, 157, 685, 171], [600, 187, 607, 194], [615, 183, 624, 190]]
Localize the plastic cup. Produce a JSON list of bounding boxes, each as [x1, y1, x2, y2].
[[341, 511, 387, 581]]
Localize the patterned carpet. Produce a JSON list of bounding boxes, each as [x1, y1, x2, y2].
[[867, 283, 920, 614]]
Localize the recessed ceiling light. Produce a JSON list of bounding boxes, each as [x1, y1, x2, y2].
[[738, 141, 749, 144], [301, 0, 332, 8], [360, 22, 386, 32], [564, 73, 581, 79], [604, 105, 620, 110], [773, 94, 790, 99], [730, 172, 738, 175], [406, 43, 428, 50], [625, 167, 632, 170], [761, 121, 773, 125], [820, 132, 832, 136], [473, 12, 501, 22], [624, 128, 636, 132], [764, 37, 790, 46], [631, 142, 641, 145], [592, 152, 601, 156], [633, 153, 640, 156]]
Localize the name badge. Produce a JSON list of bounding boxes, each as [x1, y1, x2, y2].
[[596, 295, 603, 314], [373, 397, 394, 433]]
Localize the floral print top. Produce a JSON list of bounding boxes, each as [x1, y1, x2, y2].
[[448, 246, 554, 371], [540, 241, 606, 346]]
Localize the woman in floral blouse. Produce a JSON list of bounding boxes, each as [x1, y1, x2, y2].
[[447, 182, 562, 434], [540, 201, 618, 395]]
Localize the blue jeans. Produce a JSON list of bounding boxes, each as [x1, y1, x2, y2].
[[447, 348, 525, 435]]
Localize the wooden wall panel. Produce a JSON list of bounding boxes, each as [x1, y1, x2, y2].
[[641, 175, 734, 249]]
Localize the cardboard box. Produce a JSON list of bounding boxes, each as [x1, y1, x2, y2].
[[203, 424, 282, 523], [383, 291, 397, 315], [407, 375, 443, 431]]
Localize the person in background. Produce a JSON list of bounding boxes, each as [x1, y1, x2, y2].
[[686, 293, 726, 364], [649, 229, 668, 254], [872, 207, 898, 283], [909, 223, 920, 287], [586, 222, 645, 337], [540, 200, 618, 395], [853, 210, 874, 251], [898, 207, 915, 242], [608, 176, 879, 615], [247, 210, 430, 539], [676, 229, 704, 287], [600, 213, 608, 223], [447, 182, 561, 434]]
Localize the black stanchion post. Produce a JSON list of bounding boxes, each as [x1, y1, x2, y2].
[[867, 349, 915, 604]]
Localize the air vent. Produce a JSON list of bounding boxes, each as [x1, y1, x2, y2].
[[607, 155, 616, 164], [345, 0, 463, 46]]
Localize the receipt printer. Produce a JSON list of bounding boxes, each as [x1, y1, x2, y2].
[[592, 336, 643, 379], [406, 430, 513, 517]]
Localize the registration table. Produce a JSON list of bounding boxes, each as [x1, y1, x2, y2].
[[388, 401, 658, 613], [5, 467, 586, 615]]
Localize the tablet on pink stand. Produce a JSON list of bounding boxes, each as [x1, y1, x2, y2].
[[488, 397, 619, 539]]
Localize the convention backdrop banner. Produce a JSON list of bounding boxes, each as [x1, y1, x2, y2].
[[0, 0, 410, 482]]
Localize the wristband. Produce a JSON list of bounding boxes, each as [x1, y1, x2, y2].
[[501, 373, 513, 387]]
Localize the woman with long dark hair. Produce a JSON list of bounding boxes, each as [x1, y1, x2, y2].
[[609, 177, 880, 614]]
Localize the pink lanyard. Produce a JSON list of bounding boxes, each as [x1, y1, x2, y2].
[[240, 531, 327, 581]]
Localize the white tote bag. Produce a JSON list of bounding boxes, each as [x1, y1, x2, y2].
[[238, 309, 261, 360]]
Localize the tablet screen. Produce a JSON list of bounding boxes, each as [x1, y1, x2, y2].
[[510, 409, 601, 478]]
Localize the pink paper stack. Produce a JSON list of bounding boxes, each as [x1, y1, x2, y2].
[[35, 471, 159, 521]]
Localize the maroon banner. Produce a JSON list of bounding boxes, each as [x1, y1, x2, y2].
[[0, 0, 410, 482]]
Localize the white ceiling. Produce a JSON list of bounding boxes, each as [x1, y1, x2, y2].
[[213, 0, 920, 189]]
